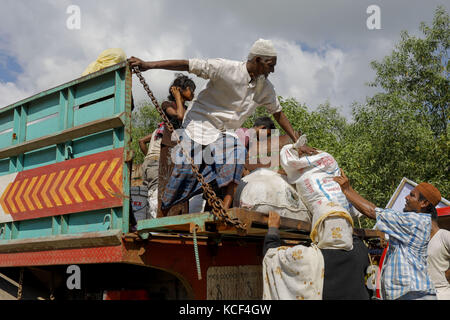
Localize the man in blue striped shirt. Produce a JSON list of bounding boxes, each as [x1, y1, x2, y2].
[[334, 169, 442, 300]]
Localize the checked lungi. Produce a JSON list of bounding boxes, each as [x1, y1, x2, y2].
[[161, 132, 246, 210]]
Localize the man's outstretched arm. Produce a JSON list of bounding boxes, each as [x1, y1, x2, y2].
[[263, 211, 282, 256], [333, 169, 377, 220], [138, 133, 152, 155], [128, 57, 189, 72]]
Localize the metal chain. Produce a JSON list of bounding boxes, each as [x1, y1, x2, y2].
[[130, 65, 246, 231]]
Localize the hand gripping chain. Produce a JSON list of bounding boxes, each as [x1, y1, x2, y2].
[[130, 64, 246, 232]]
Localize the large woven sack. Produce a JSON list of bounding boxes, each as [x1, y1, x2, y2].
[[280, 145, 357, 250]]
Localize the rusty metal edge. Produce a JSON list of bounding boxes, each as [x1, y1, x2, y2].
[[136, 208, 385, 240]]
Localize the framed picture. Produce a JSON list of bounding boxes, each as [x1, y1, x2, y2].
[[386, 177, 450, 211]]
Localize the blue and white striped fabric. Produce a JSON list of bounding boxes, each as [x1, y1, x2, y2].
[[375, 208, 436, 300]]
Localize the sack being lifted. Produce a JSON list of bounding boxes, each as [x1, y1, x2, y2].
[[234, 168, 311, 223], [82, 48, 127, 76], [280, 139, 361, 251]]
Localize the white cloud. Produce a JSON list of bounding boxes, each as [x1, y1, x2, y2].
[[272, 40, 346, 107]]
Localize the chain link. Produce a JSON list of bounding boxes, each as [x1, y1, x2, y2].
[[130, 64, 246, 231]]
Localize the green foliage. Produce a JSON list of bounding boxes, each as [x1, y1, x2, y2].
[[280, 99, 348, 156], [340, 93, 449, 208]]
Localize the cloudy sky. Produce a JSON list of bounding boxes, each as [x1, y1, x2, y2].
[[0, 0, 448, 118]]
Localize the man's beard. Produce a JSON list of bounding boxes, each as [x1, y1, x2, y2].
[[255, 75, 265, 95], [403, 206, 418, 213]]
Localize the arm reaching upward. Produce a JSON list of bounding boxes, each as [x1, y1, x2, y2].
[[163, 86, 187, 121], [138, 133, 153, 155], [263, 211, 282, 256]]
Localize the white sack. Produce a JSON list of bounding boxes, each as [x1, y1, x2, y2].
[[263, 244, 324, 300]]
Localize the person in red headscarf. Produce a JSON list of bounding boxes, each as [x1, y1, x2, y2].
[[333, 169, 443, 300]]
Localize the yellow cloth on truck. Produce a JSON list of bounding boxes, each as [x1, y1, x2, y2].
[[82, 48, 127, 76], [263, 244, 324, 300]]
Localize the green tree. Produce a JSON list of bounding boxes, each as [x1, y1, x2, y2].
[[341, 7, 449, 211]]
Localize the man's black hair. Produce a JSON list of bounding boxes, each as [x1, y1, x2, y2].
[[418, 192, 438, 220], [254, 116, 275, 130], [168, 74, 196, 101]]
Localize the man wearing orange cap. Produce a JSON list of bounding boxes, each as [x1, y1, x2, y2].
[[334, 170, 442, 300]]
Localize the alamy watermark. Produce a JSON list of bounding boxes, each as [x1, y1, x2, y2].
[[66, 265, 81, 290]]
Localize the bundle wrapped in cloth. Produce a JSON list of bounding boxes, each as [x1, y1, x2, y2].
[[263, 244, 324, 300], [82, 48, 127, 76], [280, 139, 360, 250]]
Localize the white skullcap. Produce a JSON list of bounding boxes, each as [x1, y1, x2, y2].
[[248, 39, 277, 60]]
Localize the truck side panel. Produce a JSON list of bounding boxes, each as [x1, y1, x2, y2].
[[0, 62, 132, 257]]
